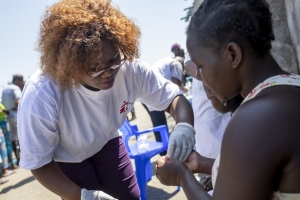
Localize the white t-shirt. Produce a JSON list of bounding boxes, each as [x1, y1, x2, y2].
[[18, 59, 182, 170], [152, 57, 182, 82], [184, 54, 231, 159]]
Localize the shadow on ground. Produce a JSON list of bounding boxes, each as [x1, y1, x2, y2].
[[0, 176, 35, 194], [147, 185, 180, 200]]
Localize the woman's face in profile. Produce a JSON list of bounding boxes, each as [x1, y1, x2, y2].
[[186, 35, 234, 102], [203, 83, 230, 114], [82, 40, 123, 90]]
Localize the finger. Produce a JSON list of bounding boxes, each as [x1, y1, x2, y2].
[[172, 142, 182, 160], [167, 141, 176, 158], [156, 157, 165, 167], [164, 155, 171, 161], [182, 138, 194, 162], [178, 142, 188, 162]]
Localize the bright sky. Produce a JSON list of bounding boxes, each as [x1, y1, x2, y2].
[[0, 0, 193, 96]]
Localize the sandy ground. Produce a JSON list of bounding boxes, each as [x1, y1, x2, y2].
[[0, 101, 188, 200]]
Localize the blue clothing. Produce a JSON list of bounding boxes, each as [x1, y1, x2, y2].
[[0, 120, 17, 168]]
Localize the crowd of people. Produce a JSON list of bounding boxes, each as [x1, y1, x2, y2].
[[0, 74, 24, 184], [1, 0, 300, 200]]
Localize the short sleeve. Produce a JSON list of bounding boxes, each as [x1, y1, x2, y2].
[[133, 60, 182, 111], [170, 60, 183, 81], [14, 86, 22, 99], [18, 84, 60, 170]]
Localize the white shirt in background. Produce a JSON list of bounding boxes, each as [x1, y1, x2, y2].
[[151, 57, 182, 82]]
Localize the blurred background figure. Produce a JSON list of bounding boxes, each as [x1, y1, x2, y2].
[[1, 74, 24, 162], [171, 43, 185, 58], [0, 103, 18, 173], [152, 56, 188, 93], [0, 126, 15, 180], [127, 106, 137, 121]]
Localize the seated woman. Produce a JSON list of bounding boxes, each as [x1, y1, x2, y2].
[[17, 0, 195, 199], [156, 0, 300, 200]]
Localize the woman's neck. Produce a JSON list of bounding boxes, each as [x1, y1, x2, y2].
[[240, 54, 288, 98]]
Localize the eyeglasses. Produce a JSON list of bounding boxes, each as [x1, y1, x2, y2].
[[89, 55, 127, 79]]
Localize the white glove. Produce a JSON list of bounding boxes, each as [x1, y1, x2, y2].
[[81, 188, 118, 200], [167, 122, 195, 162]]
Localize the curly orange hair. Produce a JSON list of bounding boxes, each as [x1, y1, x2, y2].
[[37, 0, 140, 91]]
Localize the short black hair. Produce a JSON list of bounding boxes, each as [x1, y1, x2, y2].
[[187, 0, 275, 57], [12, 74, 23, 82]]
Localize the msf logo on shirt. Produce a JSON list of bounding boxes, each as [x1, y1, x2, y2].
[[120, 101, 133, 114]]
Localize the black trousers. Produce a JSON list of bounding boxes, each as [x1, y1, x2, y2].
[[142, 104, 168, 156]]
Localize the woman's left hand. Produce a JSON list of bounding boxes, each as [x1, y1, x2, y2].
[[155, 156, 188, 186]]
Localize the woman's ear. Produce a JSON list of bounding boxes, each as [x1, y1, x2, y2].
[[226, 42, 242, 69]]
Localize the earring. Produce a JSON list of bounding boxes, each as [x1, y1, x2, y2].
[[223, 100, 227, 107]]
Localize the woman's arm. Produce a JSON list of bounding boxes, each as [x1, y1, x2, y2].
[[180, 169, 212, 200], [164, 95, 195, 161], [165, 95, 194, 126], [184, 150, 215, 175], [156, 156, 211, 200], [31, 160, 81, 200], [213, 97, 285, 200]]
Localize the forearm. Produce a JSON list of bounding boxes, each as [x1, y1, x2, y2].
[[198, 156, 215, 175], [166, 95, 194, 126], [31, 160, 81, 200], [171, 77, 186, 92], [180, 169, 211, 200]]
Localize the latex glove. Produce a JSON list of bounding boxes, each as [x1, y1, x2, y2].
[[167, 122, 195, 162], [81, 188, 118, 200]]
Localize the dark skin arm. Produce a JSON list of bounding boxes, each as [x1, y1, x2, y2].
[[156, 156, 211, 200], [0, 108, 9, 115], [157, 87, 300, 199], [184, 150, 215, 175], [31, 160, 81, 200], [213, 87, 300, 200], [165, 95, 194, 126]]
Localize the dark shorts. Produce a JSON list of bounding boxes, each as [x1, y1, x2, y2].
[[56, 137, 140, 200]]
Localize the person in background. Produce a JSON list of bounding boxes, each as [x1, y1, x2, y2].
[[1, 74, 23, 162], [152, 56, 188, 93], [126, 106, 137, 121], [0, 103, 18, 174], [156, 0, 300, 199], [171, 43, 185, 58], [0, 161, 9, 185], [0, 126, 17, 178], [17, 0, 195, 199], [0, 134, 9, 185]]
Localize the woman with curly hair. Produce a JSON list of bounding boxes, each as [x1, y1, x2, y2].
[[156, 0, 300, 199], [17, 0, 195, 199]]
